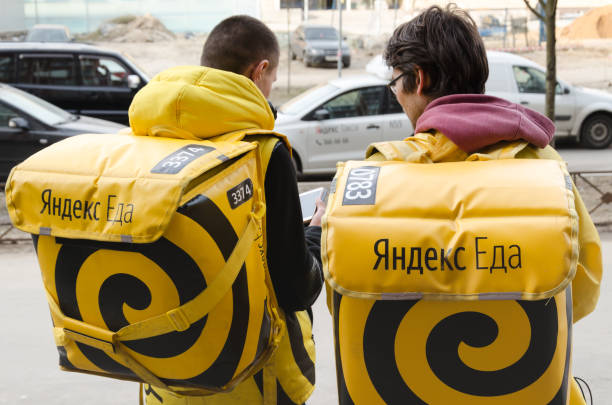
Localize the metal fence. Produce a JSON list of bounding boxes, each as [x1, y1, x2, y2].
[[571, 171, 612, 227]]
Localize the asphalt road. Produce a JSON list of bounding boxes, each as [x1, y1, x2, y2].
[[556, 144, 612, 172]]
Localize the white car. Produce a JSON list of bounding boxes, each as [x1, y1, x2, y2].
[[486, 51, 612, 149], [276, 75, 413, 175], [366, 51, 612, 149]]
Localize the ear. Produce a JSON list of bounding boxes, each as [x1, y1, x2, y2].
[[416, 68, 424, 95], [249, 59, 270, 83]]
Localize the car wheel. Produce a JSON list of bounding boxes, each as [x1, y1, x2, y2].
[[304, 58, 311, 67], [580, 113, 612, 149], [291, 51, 296, 60], [343, 61, 351, 68]]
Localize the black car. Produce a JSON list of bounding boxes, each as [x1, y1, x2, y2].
[[0, 42, 149, 125], [291, 25, 351, 68], [0, 83, 124, 180]]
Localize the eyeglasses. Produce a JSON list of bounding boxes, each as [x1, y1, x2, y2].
[[388, 72, 408, 95]]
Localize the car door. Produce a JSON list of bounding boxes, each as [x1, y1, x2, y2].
[[15, 53, 81, 113], [77, 54, 138, 125], [382, 87, 413, 140], [511, 65, 576, 135], [305, 86, 386, 170], [0, 101, 56, 180]]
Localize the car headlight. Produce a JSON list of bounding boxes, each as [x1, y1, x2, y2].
[[307, 48, 323, 55]]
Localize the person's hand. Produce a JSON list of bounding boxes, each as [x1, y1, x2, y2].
[[309, 196, 327, 227]]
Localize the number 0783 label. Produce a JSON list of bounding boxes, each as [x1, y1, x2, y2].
[[342, 166, 380, 206]]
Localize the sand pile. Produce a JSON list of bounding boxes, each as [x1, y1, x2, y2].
[[91, 14, 175, 42], [561, 5, 612, 40]]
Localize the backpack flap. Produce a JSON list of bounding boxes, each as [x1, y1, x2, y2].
[[5, 133, 256, 243], [323, 159, 579, 301]]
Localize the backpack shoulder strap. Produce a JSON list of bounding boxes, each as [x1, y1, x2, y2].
[[246, 134, 282, 176]]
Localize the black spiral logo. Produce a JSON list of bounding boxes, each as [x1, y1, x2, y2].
[[425, 301, 556, 396], [53, 194, 252, 388], [332, 290, 572, 404], [55, 235, 208, 376]]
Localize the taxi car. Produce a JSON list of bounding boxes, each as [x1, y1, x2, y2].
[[366, 51, 612, 149], [276, 75, 412, 176], [0, 83, 124, 181]]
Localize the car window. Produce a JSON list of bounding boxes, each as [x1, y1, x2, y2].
[[18, 55, 76, 86], [0, 103, 18, 127], [305, 27, 338, 40], [0, 55, 14, 82], [512, 65, 546, 94], [80, 55, 129, 87], [322, 86, 385, 119], [119, 52, 150, 81], [280, 83, 338, 115], [385, 88, 403, 114]]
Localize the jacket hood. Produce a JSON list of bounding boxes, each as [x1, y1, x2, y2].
[[414, 94, 554, 153], [129, 66, 274, 139]]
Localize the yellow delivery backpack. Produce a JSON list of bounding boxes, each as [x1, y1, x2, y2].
[[323, 159, 579, 405], [5, 130, 286, 396]]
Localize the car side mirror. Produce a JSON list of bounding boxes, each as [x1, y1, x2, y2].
[[556, 82, 570, 95], [8, 117, 29, 131], [314, 109, 330, 121], [127, 74, 141, 89]]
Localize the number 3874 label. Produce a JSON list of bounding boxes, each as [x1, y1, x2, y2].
[[342, 166, 380, 206]]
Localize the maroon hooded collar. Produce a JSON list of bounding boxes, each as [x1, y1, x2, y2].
[[414, 94, 555, 153]]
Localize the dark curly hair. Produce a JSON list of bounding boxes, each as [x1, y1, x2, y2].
[[384, 4, 488, 99]]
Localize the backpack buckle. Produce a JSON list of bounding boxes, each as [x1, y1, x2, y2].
[[167, 308, 190, 332]]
